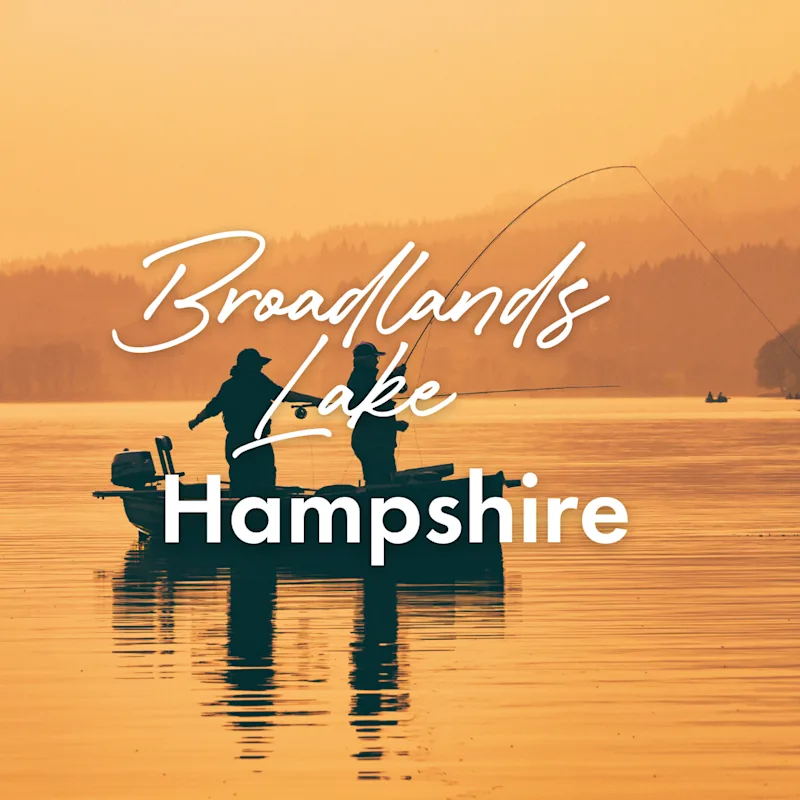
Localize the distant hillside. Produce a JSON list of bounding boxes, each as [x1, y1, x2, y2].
[[4, 73, 800, 348], [645, 72, 800, 179], [2, 243, 799, 400], [3, 166, 800, 295]]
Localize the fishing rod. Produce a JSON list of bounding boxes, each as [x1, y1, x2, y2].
[[403, 163, 800, 379], [404, 164, 638, 364], [434, 384, 619, 397], [291, 383, 619, 418], [398, 383, 620, 399]]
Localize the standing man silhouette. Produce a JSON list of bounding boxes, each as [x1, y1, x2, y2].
[[346, 342, 409, 486], [188, 348, 320, 496]]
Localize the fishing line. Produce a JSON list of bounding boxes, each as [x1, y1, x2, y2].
[[335, 164, 794, 480], [404, 163, 800, 376], [308, 435, 316, 488], [398, 383, 620, 399], [434, 384, 619, 398], [339, 454, 356, 485], [410, 415, 424, 467], [633, 167, 800, 364]]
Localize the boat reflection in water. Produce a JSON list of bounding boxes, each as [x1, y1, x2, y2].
[[111, 547, 505, 779]]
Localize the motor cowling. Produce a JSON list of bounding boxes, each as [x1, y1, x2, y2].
[[111, 449, 157, 489]]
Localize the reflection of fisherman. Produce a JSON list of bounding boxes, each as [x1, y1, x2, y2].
[[347, 342, 409, 486], [188, 348, 321, 497]]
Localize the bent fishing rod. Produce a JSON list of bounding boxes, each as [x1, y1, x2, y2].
[[426, 384, 619, 397], [404, 164, 638, 365], [403, 163, 800, 377], [396, 383, 620, 399], [291, 383, 621, 416]]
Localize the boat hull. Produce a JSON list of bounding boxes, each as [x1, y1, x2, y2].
[[117, 473, 507, 577]]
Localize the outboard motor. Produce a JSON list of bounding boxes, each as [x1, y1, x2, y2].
[[111, 449, 157, 490]]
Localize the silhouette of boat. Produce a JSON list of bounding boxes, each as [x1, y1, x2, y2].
[[705, 393, 729, 403], [94, 436, 518, 576]]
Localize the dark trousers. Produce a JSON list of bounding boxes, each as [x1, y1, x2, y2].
[[354, 443, 397, 487], [226, 433, 276, 497]]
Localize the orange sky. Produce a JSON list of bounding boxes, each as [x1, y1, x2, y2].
[[0, 0, 798, 260]]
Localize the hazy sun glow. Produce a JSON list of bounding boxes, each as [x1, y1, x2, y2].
[[1, 0, 798, 258]]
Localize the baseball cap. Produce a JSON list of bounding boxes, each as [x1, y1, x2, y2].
[[353, 342, 386, 358], [236, 348, 271, 368]]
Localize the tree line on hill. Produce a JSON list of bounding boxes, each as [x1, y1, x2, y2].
[[1, 241, 799, 401]]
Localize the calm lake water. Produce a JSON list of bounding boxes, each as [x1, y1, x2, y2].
[[1, 398, 799, 799]]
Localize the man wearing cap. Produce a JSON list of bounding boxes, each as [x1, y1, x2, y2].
[[188, 348, 321, 497], [347, 341, 409, 486]]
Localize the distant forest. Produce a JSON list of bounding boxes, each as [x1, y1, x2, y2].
[[4, 72, 800, 402], [1, 241, 798, 401]]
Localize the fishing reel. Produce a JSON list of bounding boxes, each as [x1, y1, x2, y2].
[[292, 403, 312, 420]]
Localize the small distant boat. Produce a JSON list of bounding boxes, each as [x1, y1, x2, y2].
[[786, 393, 800, 400], [705, 392, 729, 404]]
